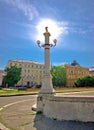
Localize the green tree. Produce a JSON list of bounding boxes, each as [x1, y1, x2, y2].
[[74, 76, 94, 87], [4, 66, 22, 87], [50, 66, 66, 87]]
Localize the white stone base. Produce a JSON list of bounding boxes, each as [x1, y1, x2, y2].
[[42, 96, 94, 122], [40, 74, 54, 94]]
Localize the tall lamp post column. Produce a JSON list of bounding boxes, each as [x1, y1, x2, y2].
[[36, 27, 57, 111], [36, 27, 57, 95]]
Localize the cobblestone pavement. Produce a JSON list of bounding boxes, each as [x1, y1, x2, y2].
[[0, 98, 94, 130]]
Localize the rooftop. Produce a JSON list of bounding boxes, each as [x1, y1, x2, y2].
[[8, 59, 44, 65], [89, 68, 94, 71], [0, 70, 4, 73]]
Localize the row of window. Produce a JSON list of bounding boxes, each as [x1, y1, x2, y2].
[[67, 70, 89, 75], [9, 62, 44, 69], [21, 75, 42, 79], [23, 69, 44, 73], [68, 74, 89, 79], [20, 81, 41, 85]]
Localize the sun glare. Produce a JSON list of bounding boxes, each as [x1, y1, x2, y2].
[[36, 18, 64, 43]]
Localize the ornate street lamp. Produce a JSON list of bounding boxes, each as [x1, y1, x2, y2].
[[36, 27, 57, 95]]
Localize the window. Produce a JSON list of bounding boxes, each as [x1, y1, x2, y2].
[[10, 63, 12, 66], [71, 70, 74, 74]]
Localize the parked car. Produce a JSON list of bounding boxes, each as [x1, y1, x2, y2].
[[18, 86, 27, 90], [8, 86, 17, 89], [32, 85, 41, 88], [0, 86, 2, 90], [24, 86, 32, 88]]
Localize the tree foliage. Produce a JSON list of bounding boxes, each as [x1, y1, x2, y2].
[[50, 66, 66, 87], [74, 76, 94, 87], [4, 66, 22, 86]]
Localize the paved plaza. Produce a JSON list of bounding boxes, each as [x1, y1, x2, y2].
[[0, 91, 94, 130], [56, 90, 94, 97]]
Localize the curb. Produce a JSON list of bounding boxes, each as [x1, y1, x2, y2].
[[0, 90, 91, 97], [0, 122, 10, 130], [0, 90, 86, 97], [0, 92, 38, 97]]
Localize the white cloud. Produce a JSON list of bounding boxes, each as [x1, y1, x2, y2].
[[3, 1, 69, 46], [3, 0, 38, 20], [35, 18, 69, 45]]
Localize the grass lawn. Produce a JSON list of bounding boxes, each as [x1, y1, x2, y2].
[[0, 88, 40, 95], [0, 87, 94, 95]]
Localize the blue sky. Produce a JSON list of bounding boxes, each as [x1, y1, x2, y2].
[[0, 0, 94, 69]]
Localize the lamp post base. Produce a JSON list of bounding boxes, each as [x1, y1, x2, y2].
[[39, 74, 55, 95], [37, 74, 55, 112]]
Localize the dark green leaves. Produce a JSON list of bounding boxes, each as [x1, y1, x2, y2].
[[74, 76, 94, 87], [50, 66, 66, 87], [4, 66, 22, 86]]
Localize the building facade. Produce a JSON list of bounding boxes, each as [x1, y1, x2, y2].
[[6, 59, 44, 86], [6, 59, 91, 87], [89, 68, 94, 76], [64, 61, 90, 87], [0, 70, 5, 86]]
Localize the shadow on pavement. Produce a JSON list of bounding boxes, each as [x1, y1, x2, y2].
[[34, 113, 94, 130]]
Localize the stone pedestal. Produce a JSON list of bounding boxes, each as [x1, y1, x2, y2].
[[37, 74, 55, 112], [39, 74, 55, 95]]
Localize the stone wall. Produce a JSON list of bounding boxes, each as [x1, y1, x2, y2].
[[42, 96, 94, 122]]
